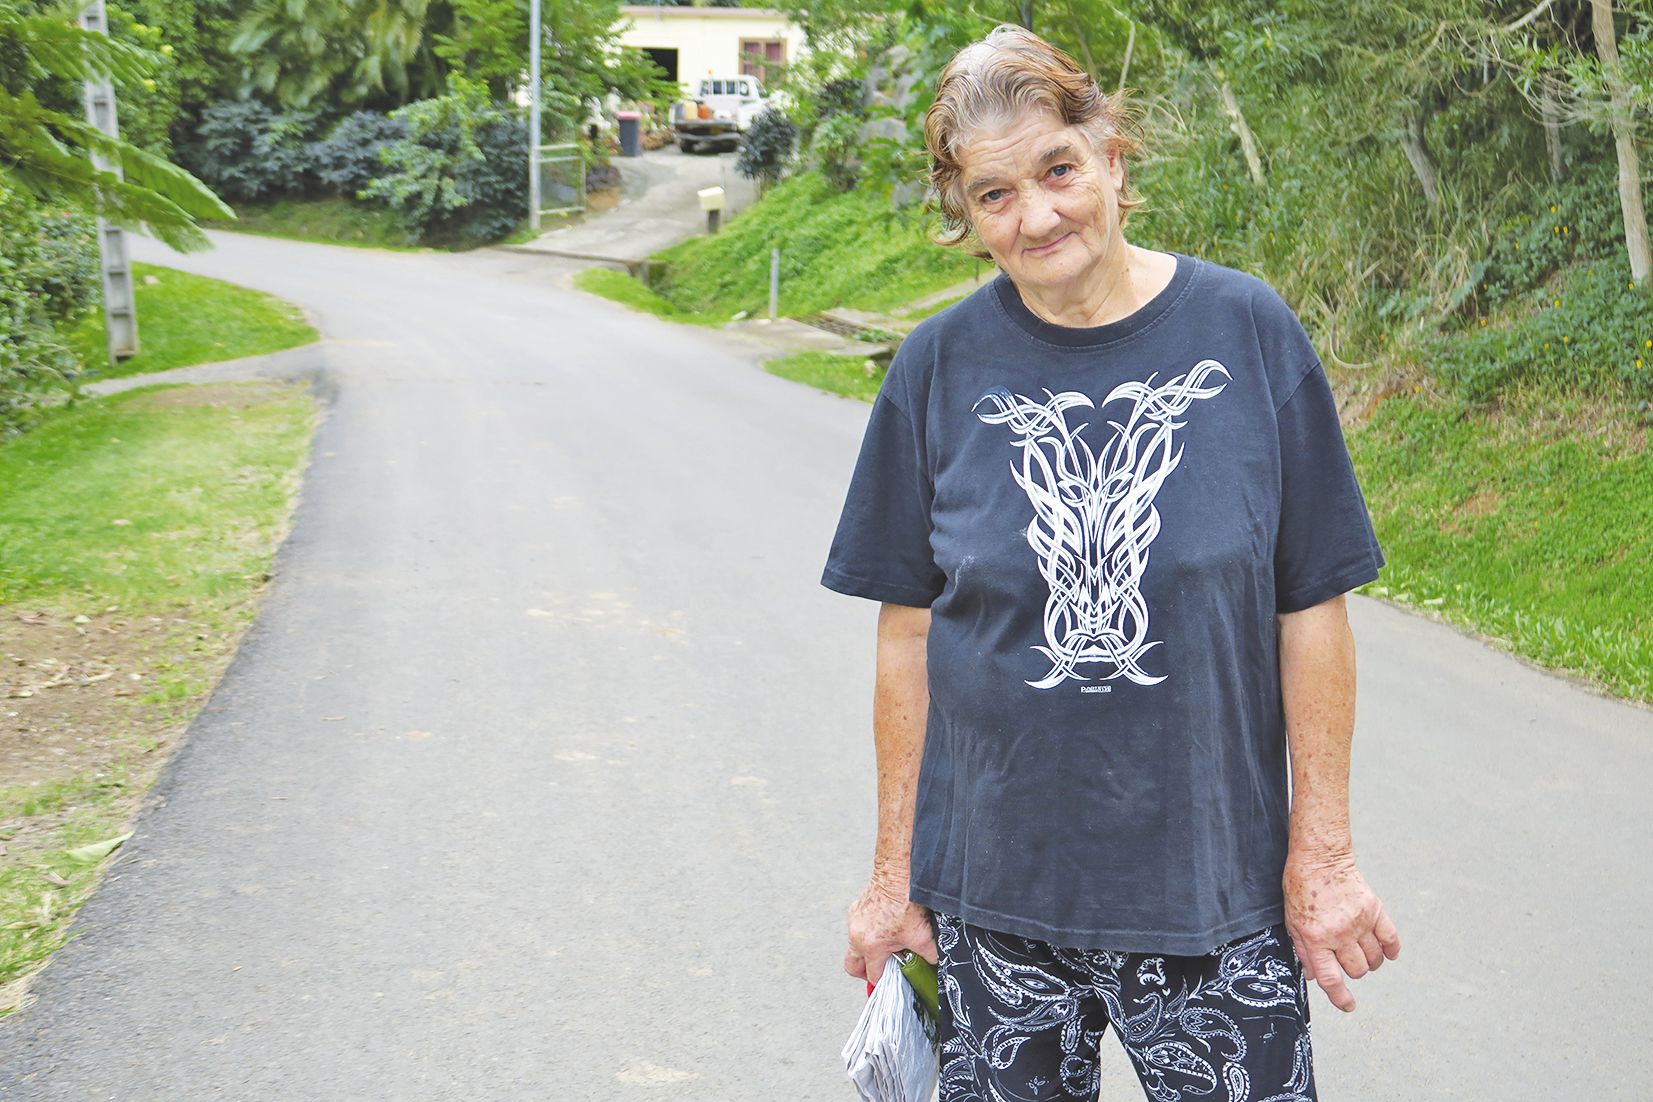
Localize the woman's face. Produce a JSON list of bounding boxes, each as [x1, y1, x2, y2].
[[957, 110, 1125, 294]]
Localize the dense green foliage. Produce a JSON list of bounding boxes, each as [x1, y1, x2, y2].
[[308, 110, 411, 194], [360, 76, 528, 246], [736, 108, 798, 188], [181, 100, 322, 201], [0, 182, 98, 434], [0, 0, 231, 249]]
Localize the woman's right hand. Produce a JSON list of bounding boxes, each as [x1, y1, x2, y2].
[[843, 870, 939, 986]]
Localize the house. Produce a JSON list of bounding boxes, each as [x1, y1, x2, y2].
[[616, 5, 808, 93]]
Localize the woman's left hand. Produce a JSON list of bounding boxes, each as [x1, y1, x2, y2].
[[1282, 849, 1401, 1013]]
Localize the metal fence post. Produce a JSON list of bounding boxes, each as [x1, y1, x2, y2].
[[769, 247, 780, 321], [80, 0, 137, 362]]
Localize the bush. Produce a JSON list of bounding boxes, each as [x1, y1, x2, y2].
[[810, 112, 862, 192], [308, 111, 409, 195], [1426, 258, 1653, 402], [361, 77, 529, 247], [736, 108, 797, 189], [0, 183, 98, 435], [181, 99, 322, 202]]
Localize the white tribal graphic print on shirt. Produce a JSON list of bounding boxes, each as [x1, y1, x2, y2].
[[972, 360, 1231, 690]]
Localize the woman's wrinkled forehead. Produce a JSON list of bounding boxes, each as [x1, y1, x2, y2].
[[956, 113, 1099, 182]]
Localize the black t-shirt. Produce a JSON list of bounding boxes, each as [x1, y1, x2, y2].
[[821, 252, 1385, 954]]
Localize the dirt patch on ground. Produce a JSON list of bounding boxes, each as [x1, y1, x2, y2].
[[1, 607, 206, 790], [118, 380, 298, 411], [0, 600, 257, 1013]]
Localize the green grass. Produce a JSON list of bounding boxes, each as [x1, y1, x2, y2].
[[0, 768, 137, 998], [573, 267, 718, 326], [69, 263, 317, 381], [1349, 380, 1652, 701], [0, 380, 317, 1003], [216, 196, 597, 250], [0, 383, 316, 608], [898, 293, 970, 321], [765, 351, 887, 402], [650, 172, 976, 322], [210, 195, 412, 250]]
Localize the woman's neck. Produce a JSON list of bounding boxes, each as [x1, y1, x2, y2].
[[1016, 239, 1155, 329]]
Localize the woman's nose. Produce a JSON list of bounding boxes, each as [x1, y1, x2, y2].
[[1020, 189, 1062, 238]]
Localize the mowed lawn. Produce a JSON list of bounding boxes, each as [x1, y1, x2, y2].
[[3, 257, 322, 1011]]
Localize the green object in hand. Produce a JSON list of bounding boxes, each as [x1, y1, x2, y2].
[[894, 950, 940, 1024]]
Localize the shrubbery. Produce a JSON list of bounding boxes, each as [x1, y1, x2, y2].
[[181, 100, 321, 202], [361, 78, 529, 246], [736, 108, 798, 189], [308, 110, 409, 194], [0, 182, 100, 435], [180, 91, 544, 246]]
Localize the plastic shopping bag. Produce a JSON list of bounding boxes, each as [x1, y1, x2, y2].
[[843, 952, 940, 1102]]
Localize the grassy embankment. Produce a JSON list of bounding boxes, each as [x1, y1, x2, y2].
[[0, 268, 320, 1011], [213, 191, 616, 251], [578, 170, 1652, 704], [207, 196, 411, 250], [68, 262, 317, 380]]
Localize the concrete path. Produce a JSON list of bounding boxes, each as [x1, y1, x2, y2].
[[513, 146, 758, 267], [0, 231, 1649, 1100]]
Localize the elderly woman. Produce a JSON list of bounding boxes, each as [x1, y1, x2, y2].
[[821, 25, 1400, 1102]]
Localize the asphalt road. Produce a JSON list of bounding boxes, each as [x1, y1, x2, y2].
[[1, 231, 1649, 1099]]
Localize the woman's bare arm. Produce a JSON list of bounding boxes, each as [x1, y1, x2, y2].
[[1278, 593, 1401, 1012], [843, 602, 938, 985]]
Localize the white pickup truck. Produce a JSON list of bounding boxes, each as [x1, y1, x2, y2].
[[675, 75, 766, 154]]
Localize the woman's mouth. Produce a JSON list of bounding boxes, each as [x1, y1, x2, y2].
[[1025, 233, 1072, 256]]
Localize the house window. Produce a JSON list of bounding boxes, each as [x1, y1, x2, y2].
[[738, 39, 785, 86]]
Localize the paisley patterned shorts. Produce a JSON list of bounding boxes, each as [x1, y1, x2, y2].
[[932, 911, 1316, 1102]]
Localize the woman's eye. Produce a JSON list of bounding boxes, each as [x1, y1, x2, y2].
[[1050, 163, 1073, 179], [981, 189, 1006, 204]]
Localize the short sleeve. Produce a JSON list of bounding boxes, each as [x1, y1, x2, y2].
[[1273, 362, 1386, 613], [820, 393, 946, 607]]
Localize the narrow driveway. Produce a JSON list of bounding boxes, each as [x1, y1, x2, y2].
[[515, 146, 758, 265], [0, 232, 1648, 1099]]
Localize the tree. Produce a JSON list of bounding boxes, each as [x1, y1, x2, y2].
[[1587, 0, 1649, 283], [231, 0, 443, 110], [1501, 0, 1652, 284], [0, 0, 231, 251], [736, 107, 797, 190]]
